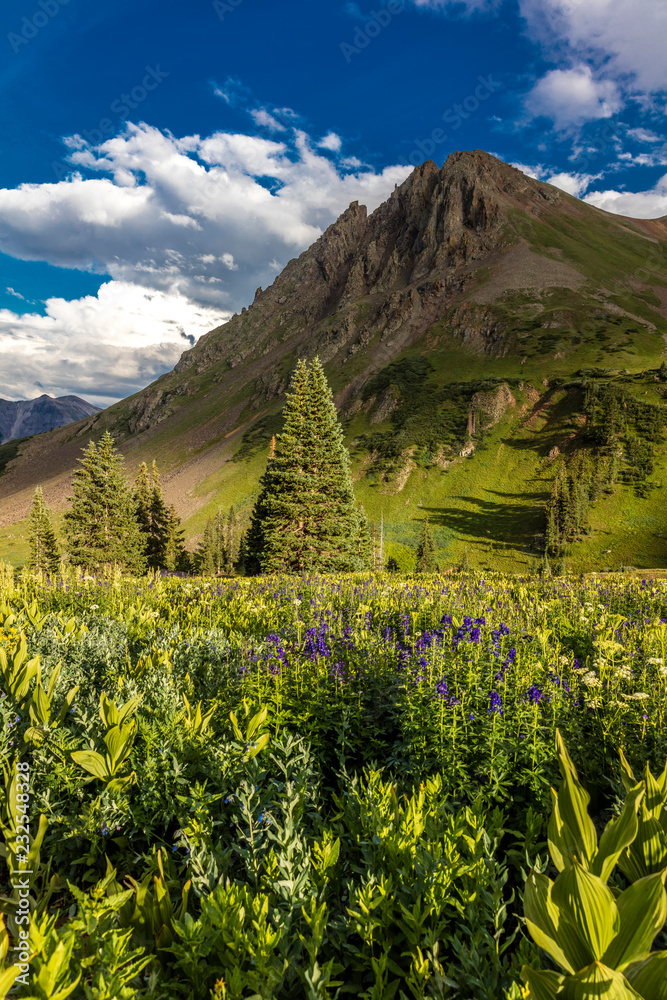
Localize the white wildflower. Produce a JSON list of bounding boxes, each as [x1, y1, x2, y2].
[[647, 657, 664, 666], [581, 672, 601, 688], [622, 692, 650, 701]]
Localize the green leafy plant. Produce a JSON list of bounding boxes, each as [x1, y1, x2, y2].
[[0, 914, 21, 997], [70, 693, 140, 795], [520, 732, 667, 999]]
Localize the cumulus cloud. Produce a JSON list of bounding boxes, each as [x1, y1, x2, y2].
[[521, 0, 667, 96], [526, 66, 621, 129], [584, 174, 667, 218], [319, 132, 343, 152], [0, 122, 411, 312], [509, 160, 599, 196], [0, 281, 226, 406], [410, 0, 502, 12], [0, 120, 412, 403], [545, 171, 601, 197], [249, 108, 286, 132]]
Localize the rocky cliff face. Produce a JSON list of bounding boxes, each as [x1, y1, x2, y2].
[[126, 151, 564, 433], [0, 394, 101, 444]]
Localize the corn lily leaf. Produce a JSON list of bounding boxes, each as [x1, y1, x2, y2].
[[549, 789, 582, 874], [618, 750, 637, 797], [552, 860, 619, 962], [603, 870, 667, 971], [623, 950, 667, 1000], [70, 750, 109, 780], [561, 962, 644, 1000], [593, 784, 644, 883], [643, 762, 667, 818], [524, 870, 589, 973], [555, 731, 598, 867], [521, 966, 565, 1000]]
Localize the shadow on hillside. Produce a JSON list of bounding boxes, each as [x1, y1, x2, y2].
[[424, 487, 548, 554]]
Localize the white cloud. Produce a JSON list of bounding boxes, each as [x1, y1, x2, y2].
[[0, 120, 412, 403], [318, 132, 343, 152], [509, 160, 545, 180], [410, 0, 501, 11], [584, 173, 667, 218], [0, 280, 226, 406], [545, 171, 600, 196], [509, 160, 599, 196], [526, 65, 621, 129], [627, 127, 662, 144], [6, 287, 25, 300], [521, 0, 667, 96], [0, 122, 411, 312], [249, 108, 286, 132]]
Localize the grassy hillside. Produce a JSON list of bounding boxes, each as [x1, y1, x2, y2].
[[1, 152, 666, 571]]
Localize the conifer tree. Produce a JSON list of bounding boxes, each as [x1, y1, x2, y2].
[[164, 504, 188, 572], [415, 517, 438, 573], [133, 460, 186, 570], [134, 462, 153, 538], [28, 487, 60, 574], [247, 358, 368, 573], [64, 431, 145, 574], [223, 505, 239, 573]]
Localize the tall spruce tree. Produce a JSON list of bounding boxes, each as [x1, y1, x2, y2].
[[133, 461, 186, 571], [415, 517, 438, 573], [164, 504, 188, 572], [64, 431, 146, 574], [246, 358, 368, 573], [28, 487, 60, 574]]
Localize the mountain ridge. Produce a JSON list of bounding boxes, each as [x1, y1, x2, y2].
[[0, 394, 101, 445], [1, 150, 666, 571]]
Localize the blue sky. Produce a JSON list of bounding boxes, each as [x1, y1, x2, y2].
[[1, 0, 666, 404]]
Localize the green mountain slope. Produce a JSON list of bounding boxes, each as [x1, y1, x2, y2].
[[1, 150, 666, 570]]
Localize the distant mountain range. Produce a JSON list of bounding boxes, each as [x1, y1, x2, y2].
[[0, 150, 665, 571], [0, 394, 101, 444]]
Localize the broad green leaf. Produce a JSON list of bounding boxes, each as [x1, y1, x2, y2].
[[657, 758, 667, 798], [104, 723, 134, 770], [593, 785, 644, 883], [521, 966, 565, 1000], [524, 870, 588, 974], [0, 966, 20, 997], [561, 962, 644, 1000], [549, 789, 582, 873], [552, 861, 619, 962], [603, 870, 667, 970], [619, 750, 637, 797], [70, 750, 109, 780], [246, 705, 268, 739], [555, 731, 598, 866], [644, 762, 667, 818], [624, 951, 667, 1000], [229, 710, 243, 741], [631, 806, 667, 876]]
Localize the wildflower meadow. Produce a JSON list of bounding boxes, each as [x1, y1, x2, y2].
[[0, 563, 666, 999]]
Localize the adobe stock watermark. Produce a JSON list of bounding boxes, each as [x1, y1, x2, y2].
[[213, 0, 244, 22], [340, 1, 405, 63], [8, 0, 72, 54], [51, 65, 169, 181], [12, 761, 33, 989], [407, 75, 502, 165]]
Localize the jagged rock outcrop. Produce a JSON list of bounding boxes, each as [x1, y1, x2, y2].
[[128, 150, 564, 431]]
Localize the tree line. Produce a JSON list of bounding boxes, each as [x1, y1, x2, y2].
[[28, 359, 443, 576], [28, 434, 189, 575]]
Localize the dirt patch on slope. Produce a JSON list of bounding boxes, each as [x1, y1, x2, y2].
[[472, 243, 585, 304]]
